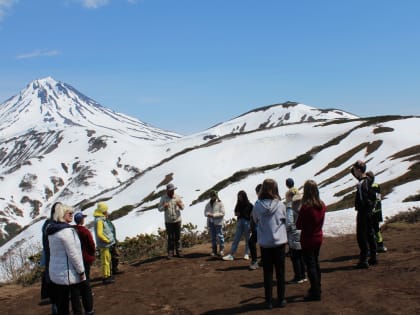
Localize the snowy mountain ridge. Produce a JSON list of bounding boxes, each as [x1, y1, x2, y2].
[[1, 77, 419, 267]]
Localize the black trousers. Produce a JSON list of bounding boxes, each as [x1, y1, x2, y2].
[[248, 229, 258, 262], [290, 248, 306, 280], [302, 247, 321, 298], [70, 280, 94, 315], [165, 222, 182, 254], [261, 244, 286, 303], [356, 211, 377, 262]]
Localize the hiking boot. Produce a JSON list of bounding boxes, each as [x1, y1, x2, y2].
[[249, 261, 259, 270], [276, 299, 287, 308], [377, 245, 387, 253], [102, 277, 115, 285], [304, 294, 321, 301], [222, 254, 234, 261], [368, 257, 378, 265], [287, 278, 306, 284], [355, 261, 369, 269], [243, 254, 250, 260]]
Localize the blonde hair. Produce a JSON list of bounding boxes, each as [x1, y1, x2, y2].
[[53, 204, 74, 222]]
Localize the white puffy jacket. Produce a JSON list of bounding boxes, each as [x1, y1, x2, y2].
[[48, 226, 85, 285]]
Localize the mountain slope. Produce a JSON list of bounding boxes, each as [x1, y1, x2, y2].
[[0, 78, 419, 270]]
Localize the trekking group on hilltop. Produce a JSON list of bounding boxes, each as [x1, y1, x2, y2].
[[39, 159, 386, 313]]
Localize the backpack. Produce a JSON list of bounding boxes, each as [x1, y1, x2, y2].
[[371, 182, 383, 222]]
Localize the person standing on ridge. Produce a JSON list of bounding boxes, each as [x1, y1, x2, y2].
[[284, 178, 306, 284], [296, 180, 326, 302], [351, 160, 377, 268], [223, 190, 253, 261], [158, 183, 185, 259], [252, 179, 287, 309], [73, 211, 95, 314], [204, 190, 226, 257], [248, 184, 262, 270], [47, 204, 90, 314], [93, 202, 116, 284], [366, 171, 387, 253]]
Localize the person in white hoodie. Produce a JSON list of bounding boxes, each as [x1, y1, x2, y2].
[[47, 204, 93, 315], [252, 178, 288, 309]]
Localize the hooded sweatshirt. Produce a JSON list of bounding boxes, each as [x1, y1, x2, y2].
[[252, 199, 287, 248], [47, 221, 85, 285]]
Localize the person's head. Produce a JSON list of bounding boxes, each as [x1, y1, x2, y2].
[[258, 178, 280, 200], [366, 170, 375, 181], [237, 190, 249, 204], [53, 204, 74, 223], [302, 180, 322, 209], [351, 160, 366, 179], [74, 212, 87, 225], [255, 184, 262, 196], [166, 183, 177, 197], [285, 178, 294, 189], [209, 190, 219, 202], [96, 202, 109, 216], [50, 202, 62, 219]]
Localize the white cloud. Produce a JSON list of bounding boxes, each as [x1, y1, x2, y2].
[[15, 49, 60, 60], [0, 0, 18, 21], [81, 0, 109, 9]]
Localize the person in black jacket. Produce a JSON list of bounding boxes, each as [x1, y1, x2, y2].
[[40, 202, 62, 315], [351, 160, 377, 268], [222, 190, 253, 261]]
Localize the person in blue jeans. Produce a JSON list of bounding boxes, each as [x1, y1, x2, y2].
[[223, 190, 253, 261], [204, 190, 226, 256]]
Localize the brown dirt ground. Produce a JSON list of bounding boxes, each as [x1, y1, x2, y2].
[[1, 223, 419, 315]]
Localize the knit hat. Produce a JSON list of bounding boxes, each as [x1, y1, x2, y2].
[[285, 178, 294, 188], [74, 212, 87, 224], [96, 202, 108, 214]]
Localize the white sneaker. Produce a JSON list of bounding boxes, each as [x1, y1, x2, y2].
[[249, 261, 259, 270], [222, 254, 234, 261], [210, 252, 216, 257], [219, 250, 224, 256], [243, 254, 250, 260]]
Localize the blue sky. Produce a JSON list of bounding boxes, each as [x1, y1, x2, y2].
[[0, 0, 419, 134]]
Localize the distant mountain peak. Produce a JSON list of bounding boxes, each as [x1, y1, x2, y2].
[[0, 77, 180, 140]]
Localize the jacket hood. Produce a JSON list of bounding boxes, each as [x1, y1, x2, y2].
[[257, 199, 282, 216], [46, 221, 72, 235], [94, 209, 106, 218]]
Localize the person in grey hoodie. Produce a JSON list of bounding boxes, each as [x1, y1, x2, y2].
[[252, 178, 288, 309]]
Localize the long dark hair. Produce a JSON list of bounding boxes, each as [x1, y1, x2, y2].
[[301, 180, 323, 210], [235, 190, 250, 208], [258, 179, 281, 200]]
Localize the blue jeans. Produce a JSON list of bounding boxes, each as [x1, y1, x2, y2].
[[230, 218, 250, 255], [209, 223, 224, 253]]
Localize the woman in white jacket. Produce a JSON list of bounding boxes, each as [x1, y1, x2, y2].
[[47, 204, 93, 315]]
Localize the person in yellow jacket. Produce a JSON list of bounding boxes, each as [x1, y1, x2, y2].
[[93, 202, 116, 284]]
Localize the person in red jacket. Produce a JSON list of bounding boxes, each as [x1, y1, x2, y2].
[[296, 180, 326, 302], [73, 212, 95, 315], [74, 212, 96, 279]]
